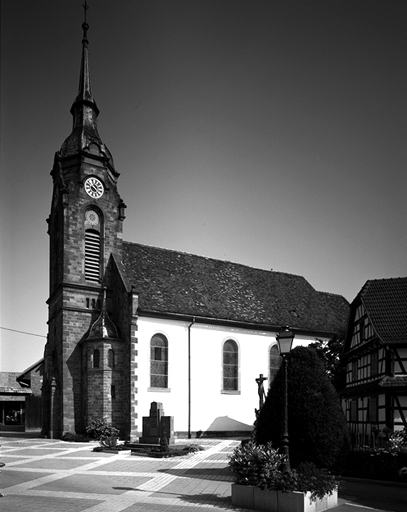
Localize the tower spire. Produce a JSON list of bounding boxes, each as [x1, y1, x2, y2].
[[75, 1, 96, 108], [59, 2, 113, 164], [73, 1, 98, 115]]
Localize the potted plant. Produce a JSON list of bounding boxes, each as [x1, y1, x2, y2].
[[229, 441, 339, 512]]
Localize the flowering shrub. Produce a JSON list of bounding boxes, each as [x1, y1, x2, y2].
[[99, 435, 118, 448], [294, 463, 338, 501], [131, 444, 204, 458], [228, 441, 286, 489], [399, 467, 407, 481], [229, 442, 338, 501], [86, 418, 119, 445], [388, 428, 407, 454], [342, 446, 407, 482], [182, 444, 204, 453]]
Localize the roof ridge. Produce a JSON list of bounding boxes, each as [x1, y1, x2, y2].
[[366, 276, 407, 285], [318, 290, 348, 300], [121, 241, 349, 333], [123, 240, 307, 280]]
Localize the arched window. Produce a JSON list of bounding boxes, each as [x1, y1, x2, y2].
[[108, 349, 115, 369], [150, 334, 168, 388], [223, 339, 238, 391], [269, 344, 282, 384], [84, 208, 102, 282], [93, 349, 100, 369]]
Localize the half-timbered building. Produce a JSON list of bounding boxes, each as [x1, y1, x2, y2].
[[341, 278, 407, 445]]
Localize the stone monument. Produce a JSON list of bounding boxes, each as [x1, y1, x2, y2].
[[139, 402, 174, 445]]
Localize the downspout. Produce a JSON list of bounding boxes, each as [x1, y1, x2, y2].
[[187, 317, 196, 439]]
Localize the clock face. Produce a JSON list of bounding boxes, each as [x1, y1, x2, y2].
[[85, 209, 100, 226], [84, 177, 104, 199]]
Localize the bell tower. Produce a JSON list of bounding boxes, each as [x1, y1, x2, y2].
[[43, 6, 126, 437]]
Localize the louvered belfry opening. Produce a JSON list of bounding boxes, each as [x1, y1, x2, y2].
[[85, 230, 101, 281], [84, 208, 102, 282]]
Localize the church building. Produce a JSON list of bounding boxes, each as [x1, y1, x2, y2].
[[42, 17, 349, 440]]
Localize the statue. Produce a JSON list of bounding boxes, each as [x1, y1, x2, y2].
[[255, 373, 268, 410]]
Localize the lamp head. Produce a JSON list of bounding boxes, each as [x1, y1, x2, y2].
[[276, 326, 295, 355]]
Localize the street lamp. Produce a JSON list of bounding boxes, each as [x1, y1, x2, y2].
[[276, 326, 295, 472], [50, 377, 57, 440]]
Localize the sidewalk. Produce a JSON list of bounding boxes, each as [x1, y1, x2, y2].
[[0, 434, 406, 512]]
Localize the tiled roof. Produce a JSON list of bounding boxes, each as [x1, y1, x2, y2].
[[121, 242, 349, 334], [16, 359, 43, 381], [359, 277, 407, 344], [0, 372, 31, 395], [340, 375, 407, 396], [0, 387, 31, 396], [0, 372, 21, 388], [379, 375, 407, 387]]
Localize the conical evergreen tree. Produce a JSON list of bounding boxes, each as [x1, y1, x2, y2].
[[255, 346, 349, 469]]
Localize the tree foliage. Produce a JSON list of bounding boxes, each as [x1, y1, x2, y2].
[[255, 346, 349, 470], [308, 336, 345, 391]]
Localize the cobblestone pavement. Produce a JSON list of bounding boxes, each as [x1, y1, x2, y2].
[[1, 435, 406, 512], [0, 437, 249, 512]]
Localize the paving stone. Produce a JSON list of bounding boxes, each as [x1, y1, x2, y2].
[[0, 469, 53, 488], [12, 458, 95, 470], [0, 494, 102, 512], [1, 435, 396, 512]]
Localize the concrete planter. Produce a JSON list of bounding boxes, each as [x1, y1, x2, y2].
[[231, 484, 338, 512]]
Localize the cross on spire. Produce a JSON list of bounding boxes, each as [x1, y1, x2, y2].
[[83, 1, 89, 23]]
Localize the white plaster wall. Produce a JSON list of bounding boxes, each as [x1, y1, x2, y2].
[[136, 317, 190, 433], [136, 316, 325, 433]]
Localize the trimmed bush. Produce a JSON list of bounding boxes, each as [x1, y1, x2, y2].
[[255, 346, 349, 470], [61, 432, 90, 442], [131, 444, 204, 458]]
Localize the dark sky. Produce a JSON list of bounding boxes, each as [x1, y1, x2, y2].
[[1, 0, 407, 370]]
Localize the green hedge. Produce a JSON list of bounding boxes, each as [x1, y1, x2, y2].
[[342, 449, 407, 482]]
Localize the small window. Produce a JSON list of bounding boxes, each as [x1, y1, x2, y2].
[[350, 399, 358, 422], [352, 360, 358, 381], [108, 349, 115, 369], [150, 334, 168, 388], [359, 321, 365, 342], [93, 349, 100, 369], [223, 339, 238, 391], [368, 397, 377, 422], [371, 352, 378, 377], [111, 385, 116, 399]]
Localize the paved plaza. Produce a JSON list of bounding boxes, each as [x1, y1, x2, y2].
[[0, 435, 406, 512]]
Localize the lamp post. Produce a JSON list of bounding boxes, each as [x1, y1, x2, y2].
[[276, 326, 295, 472], [50, 377, 56, 440]]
